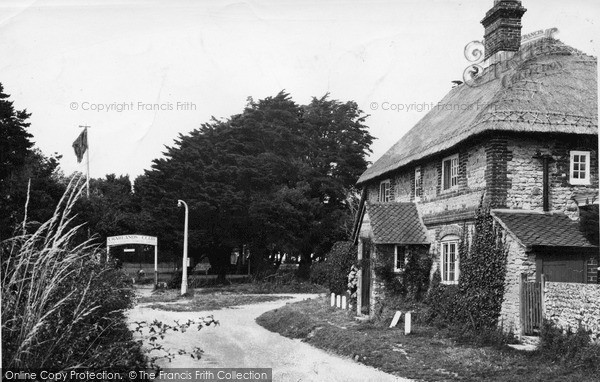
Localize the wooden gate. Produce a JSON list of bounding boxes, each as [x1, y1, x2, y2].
[[520, 274, 543, 335]]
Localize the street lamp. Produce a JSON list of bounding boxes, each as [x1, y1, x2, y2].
[[177, 199, 189, 295]]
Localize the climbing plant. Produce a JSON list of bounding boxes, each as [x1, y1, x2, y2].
[[457, 202, 508, 330]]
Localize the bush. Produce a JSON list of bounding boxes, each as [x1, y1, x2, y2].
[[1, 178, 145, 369], [539, 320, 600, 372], [309, 261, 330, 287], [311, 241, 356, 295], [423, 270, 462, 327]]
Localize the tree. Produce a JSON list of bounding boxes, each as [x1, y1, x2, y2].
[[135, 91, 373, 281], [0, 83, 65, 241]]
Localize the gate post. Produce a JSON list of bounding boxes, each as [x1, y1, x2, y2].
[[540, 274, 545, 321], [519, 273, 526, 336]]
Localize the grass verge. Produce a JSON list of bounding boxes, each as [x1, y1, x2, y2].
[[139, 289, 293, 311], [256, 296, 598, 382]]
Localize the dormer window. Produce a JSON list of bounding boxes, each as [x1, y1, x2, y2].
[[570, 151, 590, 185], [379, 180, 391, 202], [442, 154, 459, 191]]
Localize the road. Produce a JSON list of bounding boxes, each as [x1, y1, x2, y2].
[[128, 291, 409, 382]]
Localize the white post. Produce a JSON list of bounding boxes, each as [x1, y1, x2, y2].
[[336, 295, 341, 308], [342, 295, 347, 310], [404, 311, 412, 335], [154, 244, 158, 287], [390, 311, 402, 328], [178, 200, 189, 295], [331, 293, 335, 307]]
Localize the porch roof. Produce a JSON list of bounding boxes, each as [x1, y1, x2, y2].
[[491, 210, 597, 248], [366, 202, 429, 245]]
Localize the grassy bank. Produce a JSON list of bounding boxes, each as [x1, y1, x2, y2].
[[256, 296, 597, 382], [138, 289, 293, 311]]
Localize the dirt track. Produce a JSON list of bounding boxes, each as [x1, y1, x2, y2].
[[128, 292, 409, 382]]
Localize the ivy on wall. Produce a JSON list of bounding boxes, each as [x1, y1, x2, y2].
[[458, 203, 508, 330], [426, 201, 508, 331], [371, 245, 432, 302]]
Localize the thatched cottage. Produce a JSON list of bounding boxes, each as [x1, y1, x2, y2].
[[353, 0, 598, 335]]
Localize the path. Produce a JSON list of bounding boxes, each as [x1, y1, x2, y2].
[[128, 291, 409, 382]]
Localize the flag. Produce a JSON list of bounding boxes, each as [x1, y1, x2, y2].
[[72, 128, 87, 163]]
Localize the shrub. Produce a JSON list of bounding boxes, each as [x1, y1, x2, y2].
[[539, 320, 600, 372], [309, 261, 329, 287], [314, 241, 356, 295], [423, 270, 462, 327], [1, 177, 145, 369]]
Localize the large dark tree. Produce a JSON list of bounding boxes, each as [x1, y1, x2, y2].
[[136, 92, 373, 280], [0, 83, 65, 241]]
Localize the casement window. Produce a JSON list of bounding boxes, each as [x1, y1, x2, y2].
[[394, 245, 408, 272], [441, 236, 459, 284], [442, 154, 459, 191], [379, 180, 391, 202], [570, 151, 591, 185], [414, 166, 422, 200]]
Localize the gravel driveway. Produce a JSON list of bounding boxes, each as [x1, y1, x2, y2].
[[128, 292, 409, 382]]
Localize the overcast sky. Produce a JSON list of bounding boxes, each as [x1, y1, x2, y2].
[[1, 0, 598, 180]]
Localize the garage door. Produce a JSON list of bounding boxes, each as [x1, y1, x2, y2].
[[542, 257, 585, 283]]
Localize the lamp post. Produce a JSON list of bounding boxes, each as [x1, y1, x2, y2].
[[177, 200, 189, 295]]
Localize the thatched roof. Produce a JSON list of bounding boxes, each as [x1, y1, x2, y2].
[[358, 38, 598, 185]]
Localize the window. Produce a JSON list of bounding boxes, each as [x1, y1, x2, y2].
[[442, 154, 459, 191], [441, 236, 459, 284], [570, 151, 590, 185], [379, 180, 391, 202], [394, 245, 408, 272], [414, 166, 422, 200]]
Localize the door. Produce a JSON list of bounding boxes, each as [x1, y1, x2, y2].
[[361, 242, 371, 315], [542, 255, 585, 283]]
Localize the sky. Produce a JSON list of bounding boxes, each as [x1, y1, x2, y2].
[[1, 0, 598, 180]]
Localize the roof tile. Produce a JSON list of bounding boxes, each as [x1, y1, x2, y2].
[[492, 210, 597, 248], [366, 202, 429, 245]]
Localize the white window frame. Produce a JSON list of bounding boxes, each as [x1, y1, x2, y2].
[[442, 154, 459, 191], [379, 180, 391, 202], [441, 235, 459, 284], [394, 245, 408, 273], [570, 151, 591, 185], [414, 166, 422, 201]]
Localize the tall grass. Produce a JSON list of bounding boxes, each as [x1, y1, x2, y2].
[[1, 176, 144, 369]]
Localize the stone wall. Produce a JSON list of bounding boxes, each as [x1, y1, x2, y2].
[[545, 282, 600, 340], [505, 136, 598, 214], [498, 234, 536, 333], [392, 172, 412, 202]]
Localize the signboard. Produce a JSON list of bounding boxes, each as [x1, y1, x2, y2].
[[107, 234, 157, 247], [106, 235, 159, 280]]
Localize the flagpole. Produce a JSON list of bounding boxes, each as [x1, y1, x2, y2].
[[79, 125, 90, 198]]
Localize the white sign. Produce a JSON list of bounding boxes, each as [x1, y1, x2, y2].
[[107, 234, 157, 247]]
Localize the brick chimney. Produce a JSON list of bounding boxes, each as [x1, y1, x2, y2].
[[481, 0, 527, 61]]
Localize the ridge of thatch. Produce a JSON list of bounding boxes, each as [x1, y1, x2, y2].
[[358, 38, 598, 185]]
